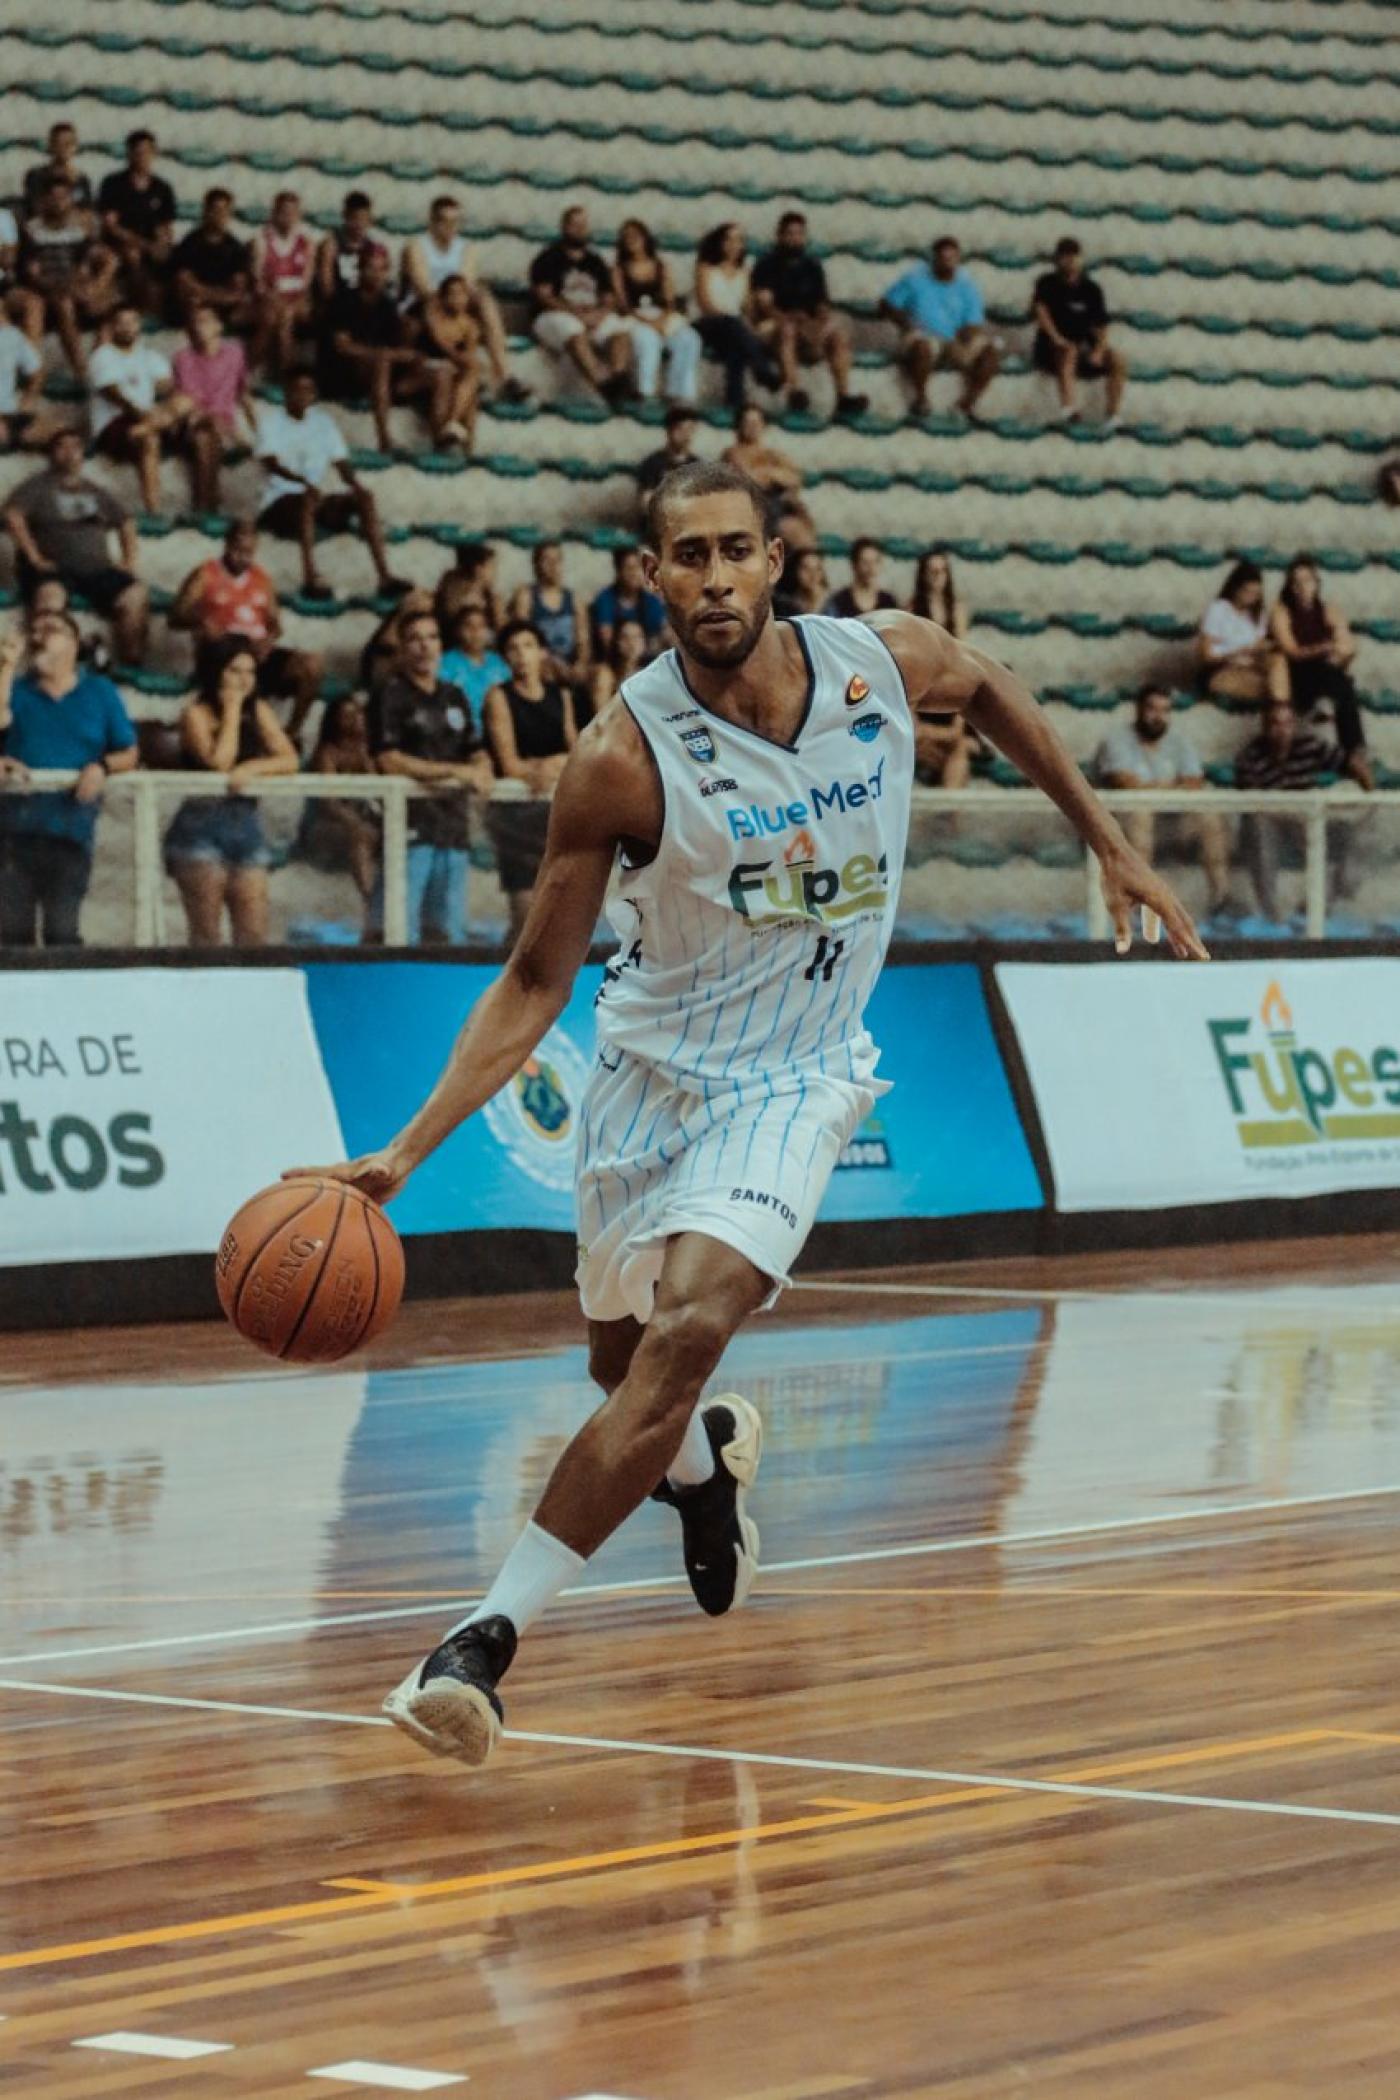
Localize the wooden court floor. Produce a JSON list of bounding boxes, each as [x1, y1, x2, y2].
[[5, 1237, 1400, 2098]]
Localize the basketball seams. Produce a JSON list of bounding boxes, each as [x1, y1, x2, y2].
[[226, 1179, 326, 1323], [279, 1185, 348, 1361], [356, 1202, 383, 1352]]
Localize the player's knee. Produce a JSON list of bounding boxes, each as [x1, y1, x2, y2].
[[644, 1297, 735, 1390]]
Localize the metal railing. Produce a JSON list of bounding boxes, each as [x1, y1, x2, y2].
[[2, 773, 1389, 943]]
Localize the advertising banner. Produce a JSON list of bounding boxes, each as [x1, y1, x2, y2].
[[0, 969, 343, 1265], [998, 958, 1400, 1212], [306, 959, 1041, 1237]]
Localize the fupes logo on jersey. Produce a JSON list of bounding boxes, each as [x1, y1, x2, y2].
[[680, 726, 716, 764], [728, 835, 891, 928], [845, 674, 871, 708]]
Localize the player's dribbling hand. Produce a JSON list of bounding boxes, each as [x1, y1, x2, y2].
[[1100, 846, 1210, 962], [281, 1146, 413, 1205]]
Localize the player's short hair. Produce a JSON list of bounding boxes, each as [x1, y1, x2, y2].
[[126, 128, 156, 152], [777, 210, 807, 233], [344, 190, 372, 214], [642, 461, 774, 552], [850, 536, 883, 564], [430, 194, 457, 215], [1055, 236, 1083, 260], [1136, 682, 1170, 706], [932, 233, 960, 253], [204, 186, 233, 211]]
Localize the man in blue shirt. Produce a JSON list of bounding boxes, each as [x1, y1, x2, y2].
[[0, 611, 138, 945], [881, 235, 1001, 421], [589, 545, 667, 661]]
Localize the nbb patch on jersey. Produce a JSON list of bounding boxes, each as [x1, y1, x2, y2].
[[596, 615, 914, 1089]]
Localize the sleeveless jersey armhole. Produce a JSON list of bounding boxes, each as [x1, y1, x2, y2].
[[617, 690, 668, 874]]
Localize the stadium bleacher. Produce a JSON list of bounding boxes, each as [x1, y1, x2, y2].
[[3, 0, 1399, 943]]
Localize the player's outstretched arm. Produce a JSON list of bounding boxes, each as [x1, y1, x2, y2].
[[867, 609, 1209, 961], [284, 717, 647, 1201]]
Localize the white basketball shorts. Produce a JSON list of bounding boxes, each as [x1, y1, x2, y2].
[[574, 1048, 880, 1325]]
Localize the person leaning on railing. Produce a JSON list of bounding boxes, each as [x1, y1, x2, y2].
[[163, 635, 299, 948], [482, 620, 577, 948], [1234, 695, 1372, 923], [0, 610, 137, 948]]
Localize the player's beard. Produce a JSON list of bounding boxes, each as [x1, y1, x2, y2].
[[674, 584, 772, 670]]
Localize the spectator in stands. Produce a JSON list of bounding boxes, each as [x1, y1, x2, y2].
[[171, 304, 254, 513], [483, 620, 577, 943], [1032, 237, 1126, 431], [1235, 696, 1370, 921], [172, 188, 252, 330], [692, 222, 782, 412], [1198, 560, 1286, 704], [169, 519, 324, 736], [1270, 554, 1366, 761], [401, 195, 529, 407], [20, 174, 118, 376], [369, 607, 494, 945], [881, 234, 1000, 422], [88, 301, 189, 515], [0, 292, 49, 451], [4, 429, 149, 663], [826, 538, 897, 618], [435, 541, 505, 641], [23, 122, 93, 218], [909, 547, 970, 639], [441, 603, 509, 733], [250, 191, 316, 379], [1096, 683, 1231, 918], [775, 544, 828, 619], [913, 706, 978, 793], [295, 695, 380, 917], [97, 130, 175, 315], [587, 614, 648, 722], [591, 545, 667, 659], [255, 369, 405, 602], [723, 402, 812, 546], [361, 587, 434, 700], [316, 191, 392, 308], [320, 248, 433, 454], [0, 200, 22, 322], [751, 211, 867, 422], [22, 575, 111, 676], [0, 611, 137, 947], [636, 404, 702, 504], [612, 219, 701, 404], [530, 206, 635, 408], [164, 635, 299, 947], [509, 540, 590, 692], [419, 275, 483, 453]]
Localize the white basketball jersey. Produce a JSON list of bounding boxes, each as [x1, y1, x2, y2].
[[596, 615, 914, 1089]]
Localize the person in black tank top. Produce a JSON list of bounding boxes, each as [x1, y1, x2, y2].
[[483, 619, 578, 942], [1269, 553, 1367, 762], [164, 635, 299, 945]]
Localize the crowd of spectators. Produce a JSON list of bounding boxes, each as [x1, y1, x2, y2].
[[0, 123, 1384, 944]]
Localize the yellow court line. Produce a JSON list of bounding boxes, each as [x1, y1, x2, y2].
[[0, 1727, 1343, 1974]]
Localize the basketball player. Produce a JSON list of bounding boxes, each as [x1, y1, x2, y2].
[[293, 462, 1207, 1767]]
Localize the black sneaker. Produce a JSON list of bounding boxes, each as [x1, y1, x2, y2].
[[382, 1613, 518, 1766], [498, 376, 533, 404], [787, 387, 811, 415], [652, 1395, 762, 1617], [836, 391, 870, 420]]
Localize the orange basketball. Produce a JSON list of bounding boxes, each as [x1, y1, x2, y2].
[[215, 1177, 405, 1363]]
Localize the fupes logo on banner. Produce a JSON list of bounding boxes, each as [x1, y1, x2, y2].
[[1208, 977, 1400, 1150]]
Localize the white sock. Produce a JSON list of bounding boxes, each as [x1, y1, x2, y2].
[[666, 1400, 717, 1491], [451, 1521, 585, 1639]]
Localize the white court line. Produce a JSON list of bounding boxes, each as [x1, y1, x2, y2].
[[793, 1278, 1097, 1303], [308, 2064, 466, 2091], [4, 1479, 1400, 1674], [73, 2033, 233, 2059], [4, 1675, 1399, 1836]]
